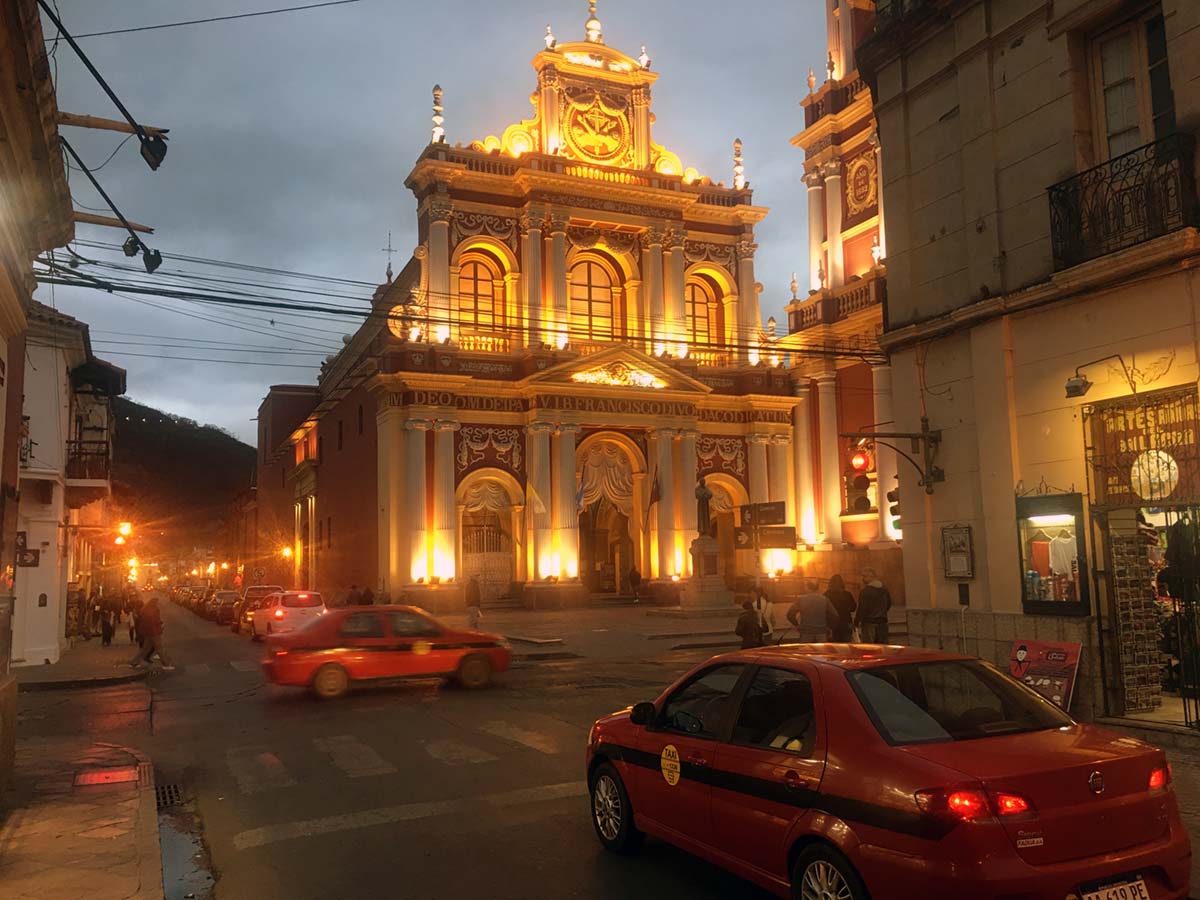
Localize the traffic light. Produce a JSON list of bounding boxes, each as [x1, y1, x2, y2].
[[849, 449, 872, 513], [887, 485, 902, 533]]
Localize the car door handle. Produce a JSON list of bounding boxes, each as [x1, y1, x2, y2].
[[686, 754, 710, 768], [780, 770, 811, 791]]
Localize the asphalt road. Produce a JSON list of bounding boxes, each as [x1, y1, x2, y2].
[[19, 599, 772, 900]]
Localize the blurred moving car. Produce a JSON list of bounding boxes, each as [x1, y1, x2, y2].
[[232, 585, 283, 634], [249, 591, 326, 639], [213, 590, 240, 624], [262, 605, 511, 699], [585, 645, 1192, 900]]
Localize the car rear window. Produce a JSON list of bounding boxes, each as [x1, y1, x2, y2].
[[283, 593, 323, 608], [217, 592, 238, 601], [847, 660, 1072, 746]]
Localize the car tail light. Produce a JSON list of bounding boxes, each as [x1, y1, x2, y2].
[[915, 788, 991, 821], [274, 608, 285, 619], [271, 648, 288, 657], [1149, 765, 1171, 790], [994, 792, 1031, 816]]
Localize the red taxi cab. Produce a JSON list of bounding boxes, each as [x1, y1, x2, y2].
[[586, 645, 1191, 900], [262, 604, 511, 698]]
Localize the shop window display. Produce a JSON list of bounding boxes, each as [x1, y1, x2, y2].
[[1017, 494, 1090, 616]]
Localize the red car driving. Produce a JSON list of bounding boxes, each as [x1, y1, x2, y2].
[[586, 645, 1191, 900], [262, 605, 512, 698]]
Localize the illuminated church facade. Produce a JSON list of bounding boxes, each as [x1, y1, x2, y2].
[[245, 4, 902, 609]]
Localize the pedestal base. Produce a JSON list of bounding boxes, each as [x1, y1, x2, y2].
[[403, 582, 465, 615], [521, 581, 589, 610], [684, 535, 734, 609]]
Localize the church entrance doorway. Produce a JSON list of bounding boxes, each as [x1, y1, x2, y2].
[[577, 437, 642, 594]]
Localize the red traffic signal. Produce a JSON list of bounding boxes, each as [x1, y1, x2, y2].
[[850, 450, 871, 471]]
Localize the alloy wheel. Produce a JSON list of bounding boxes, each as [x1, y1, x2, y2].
[[593, 774, 622, 841], [799, 860, 854, 900]]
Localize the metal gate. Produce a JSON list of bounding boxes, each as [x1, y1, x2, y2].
[[461, 516, 513, 604], [1083, 385, 1200, 728]]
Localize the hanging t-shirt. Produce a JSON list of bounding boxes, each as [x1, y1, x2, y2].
[[1030, 540, 1051, 577], [1049, 535, 1077, 576]]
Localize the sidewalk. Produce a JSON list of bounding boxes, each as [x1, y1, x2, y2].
[[14, 634, 149, 691], [0, 739, 162, 899], [1165, 749, 1200, 897]]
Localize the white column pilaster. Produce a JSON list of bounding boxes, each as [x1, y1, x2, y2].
[[747, 433, 770, 505], [678, 430, 699, 570], [432, 421, 460, 580], [822, 162, 845, 289], [736, 238, 759, 362], [645, 226, 666, 354], [815, 373, 843, 544], [377, 406, 405, 594], [665, 228, 687, 355], [526, 422, 554, 580], [805, 170, 827, 291], [521, 211, 544, 348], [653, 428, 677, 578], [792, 383, 818, 545], [547, 211, 569, 348], [769, 435, 794, 522], [427, 199, 453, 343], [869, 131, 886, 260], [553, 424, 581, 579], [405, 419, 431, 581]]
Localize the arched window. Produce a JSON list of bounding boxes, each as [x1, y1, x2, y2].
[[458, 257, 503, 330], [686, 278, 721, 348], [570, 260, 615, 341]]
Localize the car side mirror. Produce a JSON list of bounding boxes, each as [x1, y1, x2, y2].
[[630, 702, 656, 727]]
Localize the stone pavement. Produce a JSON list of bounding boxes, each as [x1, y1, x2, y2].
[[14, 632, 150, 691], [1163, 747, 1200, 897], [0, 739, 162, 899]]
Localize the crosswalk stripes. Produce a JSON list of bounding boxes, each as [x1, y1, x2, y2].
[[313, 735, 397, 778], [422, 738, 498, 766], [226, 747, 297, 794], [477, 720, 559, 755], [229, 660, 259, 672]]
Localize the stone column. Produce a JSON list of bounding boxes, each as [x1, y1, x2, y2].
[[804, 170, 827, 291], [872, 364, 899, 541], [307, 496, 317, 590], [678, 430, 699, 571], [792, 382, 818, 545], [664, 228, 687, 355], [553, 424, 581, 579], [839, 0, 855, 77], [652, 428, 677, 578], [405, 419, 431, 581], [769, 435, 794, 522], [645, 226, 666, 353], [546, 211, 569, 348], [293, 501, 302, 588], [747, 433, 770, 504], [525, 423, 554, 580], [432, 421, 460, 581], [376, 406, 406, 594], [736, 238, 759, 363], [869, 131, 886, 260], [521, 211, 544, 347], [632, 85, 652, 169], [822, 162, 845, 289], [815, 373, 843, 544], [427, 198, 453, 343]]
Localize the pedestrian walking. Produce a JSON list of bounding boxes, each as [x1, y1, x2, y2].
[[825, 574, 857, 642], [345, 584, 363, 607], [628, 566, 642, 603], [855, 568, 893, 643], [735, 600, 766, 649], [752, 584, 774, 640], [465, 575, 482, 630], [128, 597, 174, 670], [786, 578, 837, 642], [100, 608, 114, 646], [127, 593, 143, 644]]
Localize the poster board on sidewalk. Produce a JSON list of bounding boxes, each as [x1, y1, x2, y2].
[[1008, 639, 1082, 711]]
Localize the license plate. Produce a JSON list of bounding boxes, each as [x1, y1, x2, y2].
[[1081, 878, 1150, 900]]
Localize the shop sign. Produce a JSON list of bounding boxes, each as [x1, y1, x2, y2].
[[16, 549, 39, 568], [1008, 639, 1082, 711], [1088, 386, 1200, 507], [741, 501, 786, 526]]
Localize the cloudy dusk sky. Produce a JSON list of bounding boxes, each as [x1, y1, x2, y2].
[[42, 0, 823, 442]]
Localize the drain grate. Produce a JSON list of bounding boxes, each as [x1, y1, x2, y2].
[[156, 783, 184, 810]]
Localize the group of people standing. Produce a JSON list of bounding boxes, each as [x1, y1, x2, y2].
[[736, 567, 893, 649]]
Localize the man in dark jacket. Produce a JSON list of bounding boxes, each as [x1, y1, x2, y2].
[[128, 597, 174, 669], [345, 584, 363, 607], [465, 575, 482, 630], [855, 568, 892, 644], [736, 600, 766, 649]]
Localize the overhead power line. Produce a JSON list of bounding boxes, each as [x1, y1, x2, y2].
[[53, 0, 366, 40]]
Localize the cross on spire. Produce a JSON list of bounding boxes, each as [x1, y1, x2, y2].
[[382, 230, 395, 282]]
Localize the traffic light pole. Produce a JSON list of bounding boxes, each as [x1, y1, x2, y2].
[[840, 416, 944, 494]]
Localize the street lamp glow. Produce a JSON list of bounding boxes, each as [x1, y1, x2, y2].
[[220, 562, 230, 570], [114, 535, 126, 546], [281, 546, 293, 559], [118, 522, 132, 537], [127, 557, 139, 568]]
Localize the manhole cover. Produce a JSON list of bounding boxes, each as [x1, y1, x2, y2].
[[156, 783, 184, 809]]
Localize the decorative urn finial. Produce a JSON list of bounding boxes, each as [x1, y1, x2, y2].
[[638, 45, 651, 69], [585, 1, 603, 43], [790, 272, 799, 300], [544, 24, 556, 50], [733, 138, 746, 191], [807, 67, 816, 94], [431, 84, 445, 144]]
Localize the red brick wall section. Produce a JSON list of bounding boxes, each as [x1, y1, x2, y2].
[[312, 384, 378, 602]]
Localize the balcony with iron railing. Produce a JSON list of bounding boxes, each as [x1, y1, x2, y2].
[[64, 439, 111, 507], [1048, 132, 1199, 271]]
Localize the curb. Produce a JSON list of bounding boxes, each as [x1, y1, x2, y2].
[[669, 640, 741, 651], [505, 634, 565, 646], [514, 651, 583, 662], [17, 669, 150, 693], [92, 742, 164, 900], [647, 630, 732, 641]]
